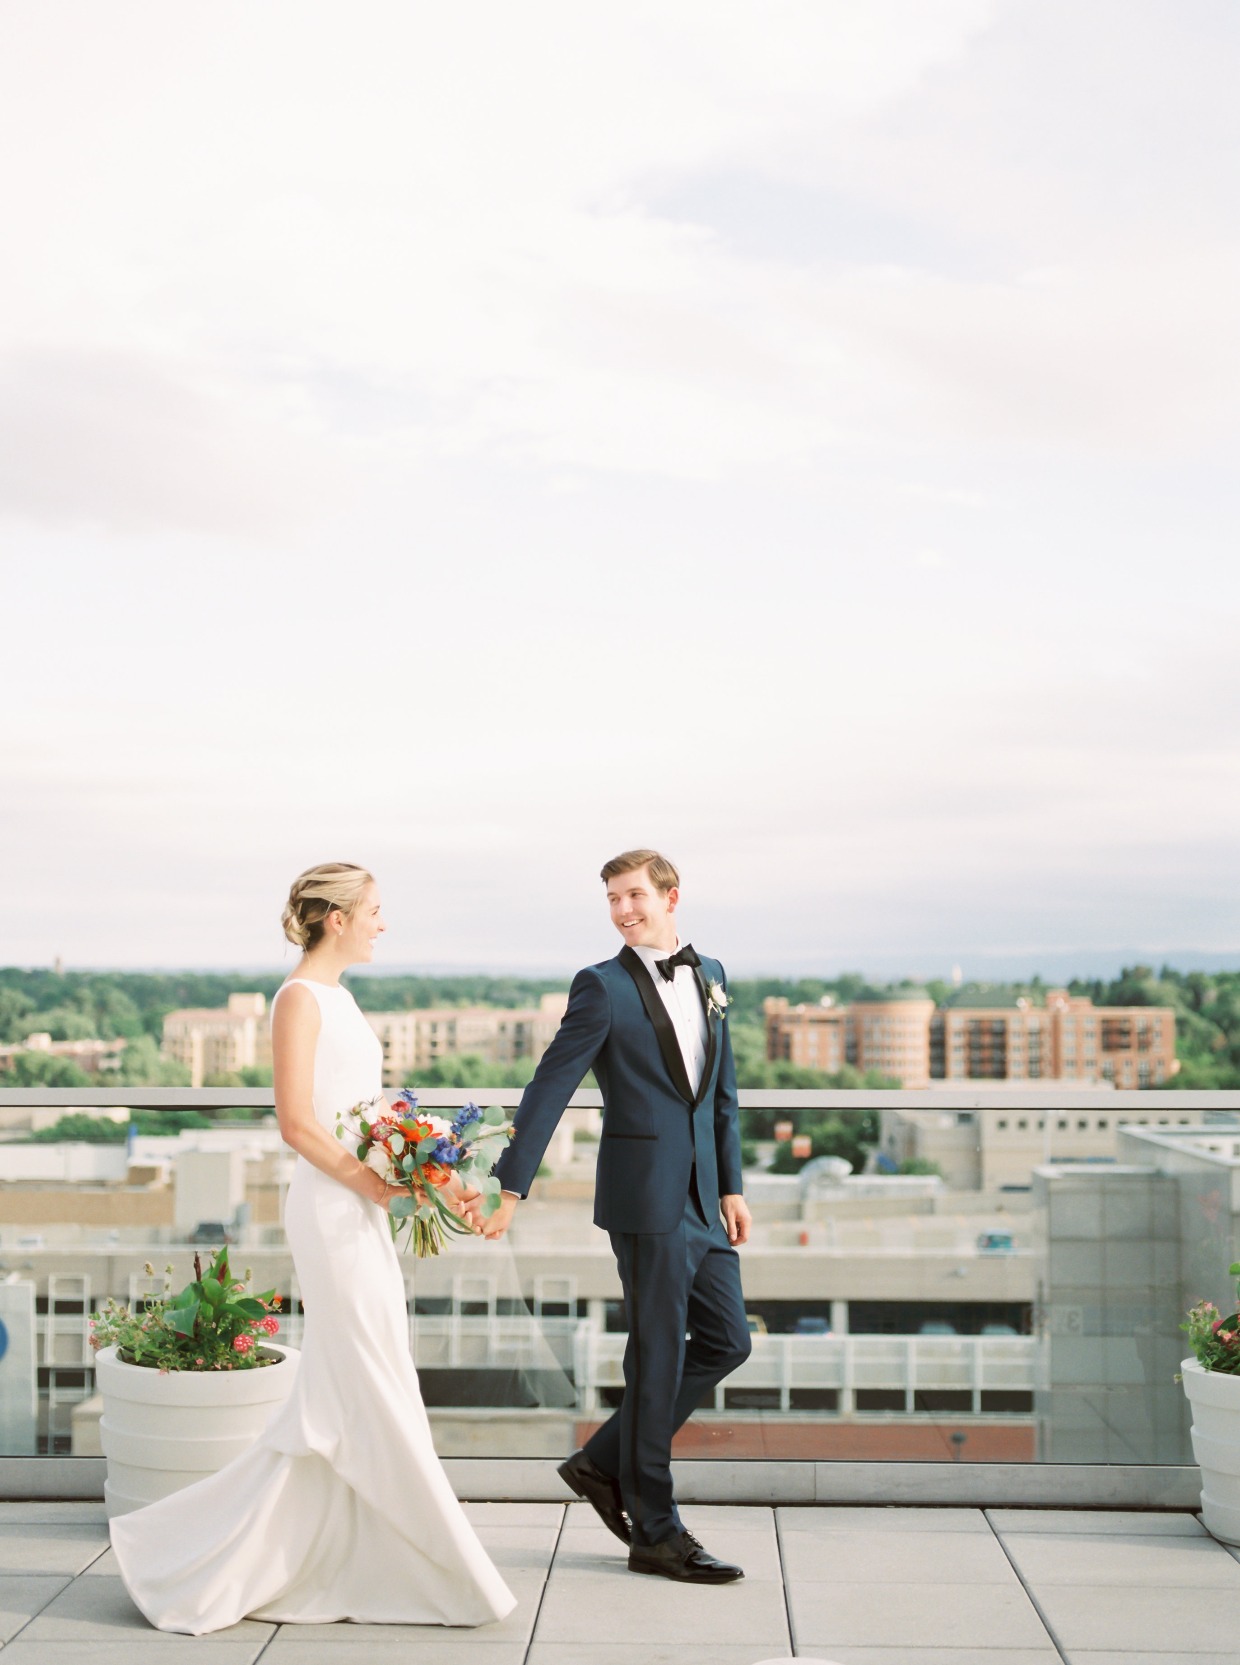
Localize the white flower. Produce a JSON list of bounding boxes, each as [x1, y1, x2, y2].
[[707, 980, 731, 1018], [414, 1114, 452, 1138], [364, 1144, 394, 1178]]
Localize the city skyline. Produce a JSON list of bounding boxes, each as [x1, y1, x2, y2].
[[3, 4, 1237, 969]]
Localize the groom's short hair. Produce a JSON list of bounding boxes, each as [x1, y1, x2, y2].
[[600, 849, 680, 894]]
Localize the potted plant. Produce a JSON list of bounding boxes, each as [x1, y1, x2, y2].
[[1181, 1263, 1240, 1545], [90, 1247, 297, 1518]]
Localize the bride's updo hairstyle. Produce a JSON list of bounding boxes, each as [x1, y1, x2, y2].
[[281, 862, 375, 952]]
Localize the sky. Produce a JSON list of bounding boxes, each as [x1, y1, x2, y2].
[[1, 1, 1237, 979]]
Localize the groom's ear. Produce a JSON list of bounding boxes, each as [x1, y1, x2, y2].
[[665, 885, 680, 913]]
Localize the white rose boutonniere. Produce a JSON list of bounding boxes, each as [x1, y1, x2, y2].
[[706, 980, 731, 1020]]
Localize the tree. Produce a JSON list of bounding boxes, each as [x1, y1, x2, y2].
[[106, 1035, 191, 1088], [25, 1006, 97, 1042], [405, 1053, 537, 1090], [766, 1112, 878, 1175], [27, 1112, 127, 1143], [0, 986, 36, 1043], [5, 1053, 91, 1088]]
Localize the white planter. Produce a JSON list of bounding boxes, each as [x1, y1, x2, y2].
[[95, 1343, 298, 1518], [1181, 1356, 1240, 1544]]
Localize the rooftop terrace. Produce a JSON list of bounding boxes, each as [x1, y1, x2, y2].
[[3, 1498, 1238, 1664]]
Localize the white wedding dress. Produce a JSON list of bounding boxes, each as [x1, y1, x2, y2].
[[111, 978, 516, 1634]]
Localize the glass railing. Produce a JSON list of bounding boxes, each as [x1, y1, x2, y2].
[[2, 1085, 1238, 1469]]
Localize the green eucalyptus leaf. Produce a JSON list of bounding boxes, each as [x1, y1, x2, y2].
[[483, 1104, 506, 1125], [389, 1132, 405, 1155], [388, 1195, 416, 1218]]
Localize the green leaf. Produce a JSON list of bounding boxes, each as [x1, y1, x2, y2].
[[483, 1104, 506, 1125], [359, 1119, 371, 1138], [233, 1298, 266, 1319], [1229, 1263, 1240, 1276], [334, 1124, 345, 1139], [168, 1299, 200, 1335], [200, 1279, 225, 1307], [389, 1132, 405, 1155], [356, 1143, 368, 1162], [388, 1195, 416, 1218]]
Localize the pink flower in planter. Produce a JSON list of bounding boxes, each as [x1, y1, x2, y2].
[[259, 1316, 280, 1335], [233, 1334, 254, 1354]]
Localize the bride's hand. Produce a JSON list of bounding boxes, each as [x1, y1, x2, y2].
[[441, 1175, 485, 1234], [376, 1180, 407, 1211]]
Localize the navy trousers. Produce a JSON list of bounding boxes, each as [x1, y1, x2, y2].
[[583, 1173, 751, 1546]]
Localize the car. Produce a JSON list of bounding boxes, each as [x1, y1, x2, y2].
[[745, 1313, 768, 1335], [976, 1232, 1016, 1253], [187, 1221, 234, 1246], [980, 1322, 1019, 1337], [793, 1316, 832, 1337], [918, 1320, 957, 1336]]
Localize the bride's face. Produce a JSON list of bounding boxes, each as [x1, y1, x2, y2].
[[338, 884, 386, 963]]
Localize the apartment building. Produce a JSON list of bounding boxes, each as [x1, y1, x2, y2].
[[366, 993, 569, 1088], [0, 1032, 126, 1079], [161, 993, 271, 1088], [767, 990, 1176, 1091], [932, 991, 1176, 1088], [765, 994, 936, 1089]]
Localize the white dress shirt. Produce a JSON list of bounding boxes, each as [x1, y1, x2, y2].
[[631, 938, 709, 1097]]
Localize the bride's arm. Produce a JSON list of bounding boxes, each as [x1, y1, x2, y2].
[[272, 986, 400, 1206]]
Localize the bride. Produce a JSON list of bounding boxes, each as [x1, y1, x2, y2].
[[111, 861, 516, 1633]]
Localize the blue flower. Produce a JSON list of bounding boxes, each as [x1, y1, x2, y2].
[[452, 1101, 483, 1134], [431, 1138, 462, 1166], [395, 1088, 419, 1111]]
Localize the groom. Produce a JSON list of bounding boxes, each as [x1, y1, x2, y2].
[[483, 849, 752, 1583]]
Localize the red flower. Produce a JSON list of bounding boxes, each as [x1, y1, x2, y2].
[[233, 1333, 254, 1353], [260, 1315, 280, 1335]]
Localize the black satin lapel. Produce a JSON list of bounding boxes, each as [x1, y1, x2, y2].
[[692, 966, 719, 1106], [618, 946, 695, 1104]]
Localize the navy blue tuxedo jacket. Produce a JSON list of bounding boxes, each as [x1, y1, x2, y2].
[[492, 947, 743, 1235]]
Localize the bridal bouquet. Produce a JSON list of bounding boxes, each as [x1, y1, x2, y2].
[[336, 1089, 514, 1257]]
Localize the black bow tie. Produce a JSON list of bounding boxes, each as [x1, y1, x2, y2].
[[655, 944, 701, 982]]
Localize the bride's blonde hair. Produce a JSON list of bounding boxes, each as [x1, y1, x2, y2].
[[281, 862, 375, 952]]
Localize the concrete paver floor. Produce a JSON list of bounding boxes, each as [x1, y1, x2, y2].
[[0, 1500, 1235, 1664]]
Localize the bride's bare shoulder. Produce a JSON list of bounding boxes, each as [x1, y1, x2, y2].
[[272, 982, 321, 1028]]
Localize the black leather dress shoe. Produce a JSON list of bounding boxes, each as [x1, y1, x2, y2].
[[557, 1449, 631, 1544], [628, 1529, 744, 1583]]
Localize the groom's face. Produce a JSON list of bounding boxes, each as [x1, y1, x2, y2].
[[606, 866, 679, 950]]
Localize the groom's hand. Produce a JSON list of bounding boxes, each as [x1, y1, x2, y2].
[[482, 1191, 519, 1240], [721, 1194, 752, 1246]]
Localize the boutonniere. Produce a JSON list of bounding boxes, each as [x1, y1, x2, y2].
[[706, 980, 731, 1020]]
